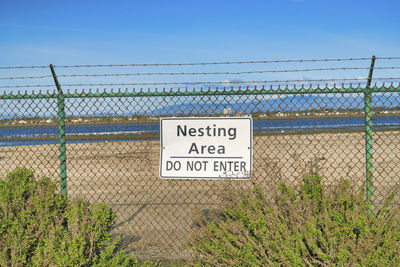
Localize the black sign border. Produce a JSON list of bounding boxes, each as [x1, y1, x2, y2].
[[160, 117, 253, 180]]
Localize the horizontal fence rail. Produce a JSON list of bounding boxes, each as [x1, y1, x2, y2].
[[1, 84, 400, 99]]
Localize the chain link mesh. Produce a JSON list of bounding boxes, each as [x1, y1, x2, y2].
[[1, 85, 400, 260]]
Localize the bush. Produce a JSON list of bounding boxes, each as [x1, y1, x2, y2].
[[190, 175, 400, 266], [0, 167, 157, 266]]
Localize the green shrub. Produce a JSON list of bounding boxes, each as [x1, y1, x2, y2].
[[190, 175, 400, 266], [0, 167, 157, 266]]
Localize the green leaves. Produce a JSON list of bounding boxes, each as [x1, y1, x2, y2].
[[190, 174, 400, 266], [0, 167, 155, 266]]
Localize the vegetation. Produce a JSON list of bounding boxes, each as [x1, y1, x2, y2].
[[190, 175, 400, 266], [2, 167, 399, 266], [0, 167, 158, 266]]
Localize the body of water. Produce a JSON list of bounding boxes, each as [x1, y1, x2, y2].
[[1, 115, 400, 146]]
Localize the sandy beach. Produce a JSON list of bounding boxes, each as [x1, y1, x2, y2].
[[1, 131, 399, 260]]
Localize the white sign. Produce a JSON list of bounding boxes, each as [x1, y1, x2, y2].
[[160, 117, 252, 179]]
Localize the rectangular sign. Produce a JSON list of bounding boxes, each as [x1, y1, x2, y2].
[[160, 117, 252, 179]]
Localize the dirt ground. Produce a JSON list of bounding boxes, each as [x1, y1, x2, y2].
[[1, 131, 399, 260]]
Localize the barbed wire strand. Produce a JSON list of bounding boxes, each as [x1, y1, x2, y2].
[[375, 57, 400, 60], [0, 57, 377, 70], [0, 75, 53, 80], [51, 57, 374, 68], [1, 66, 399, 80], [0, 65, 48, 70], [1, 57, 399, 70], [53, 66, 400, 77]]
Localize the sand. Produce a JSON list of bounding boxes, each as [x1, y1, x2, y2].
[[1, 130, 399, 260]]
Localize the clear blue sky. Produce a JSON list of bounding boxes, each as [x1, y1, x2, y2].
[[1, 0, 399, 66], [0, 0, 399, 91]]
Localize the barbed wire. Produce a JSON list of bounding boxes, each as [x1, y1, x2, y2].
[[51, 57, 373, 68], [1, 77, 400, 88], [1, 66, 399, 81], [375, 57, 400, 60], [0, 84, 54, 88], [0, 65, 48, 70], [0, 57, 376, 70], [0, 75, 53, 80], [53, 66, 400, 77], [1, 57, 399, 70]]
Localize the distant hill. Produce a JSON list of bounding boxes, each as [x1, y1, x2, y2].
[[151, 93, 399, 116]]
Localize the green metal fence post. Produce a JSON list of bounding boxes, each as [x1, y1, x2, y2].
[[50, 64, 67, 197], [365, 56, 376, 208]]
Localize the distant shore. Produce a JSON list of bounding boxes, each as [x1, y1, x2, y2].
[[2, 110, 400, 126]]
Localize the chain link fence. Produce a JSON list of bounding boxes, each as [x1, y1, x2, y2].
[[1, 56, 400, 260], [1, 84, 400, 260]]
